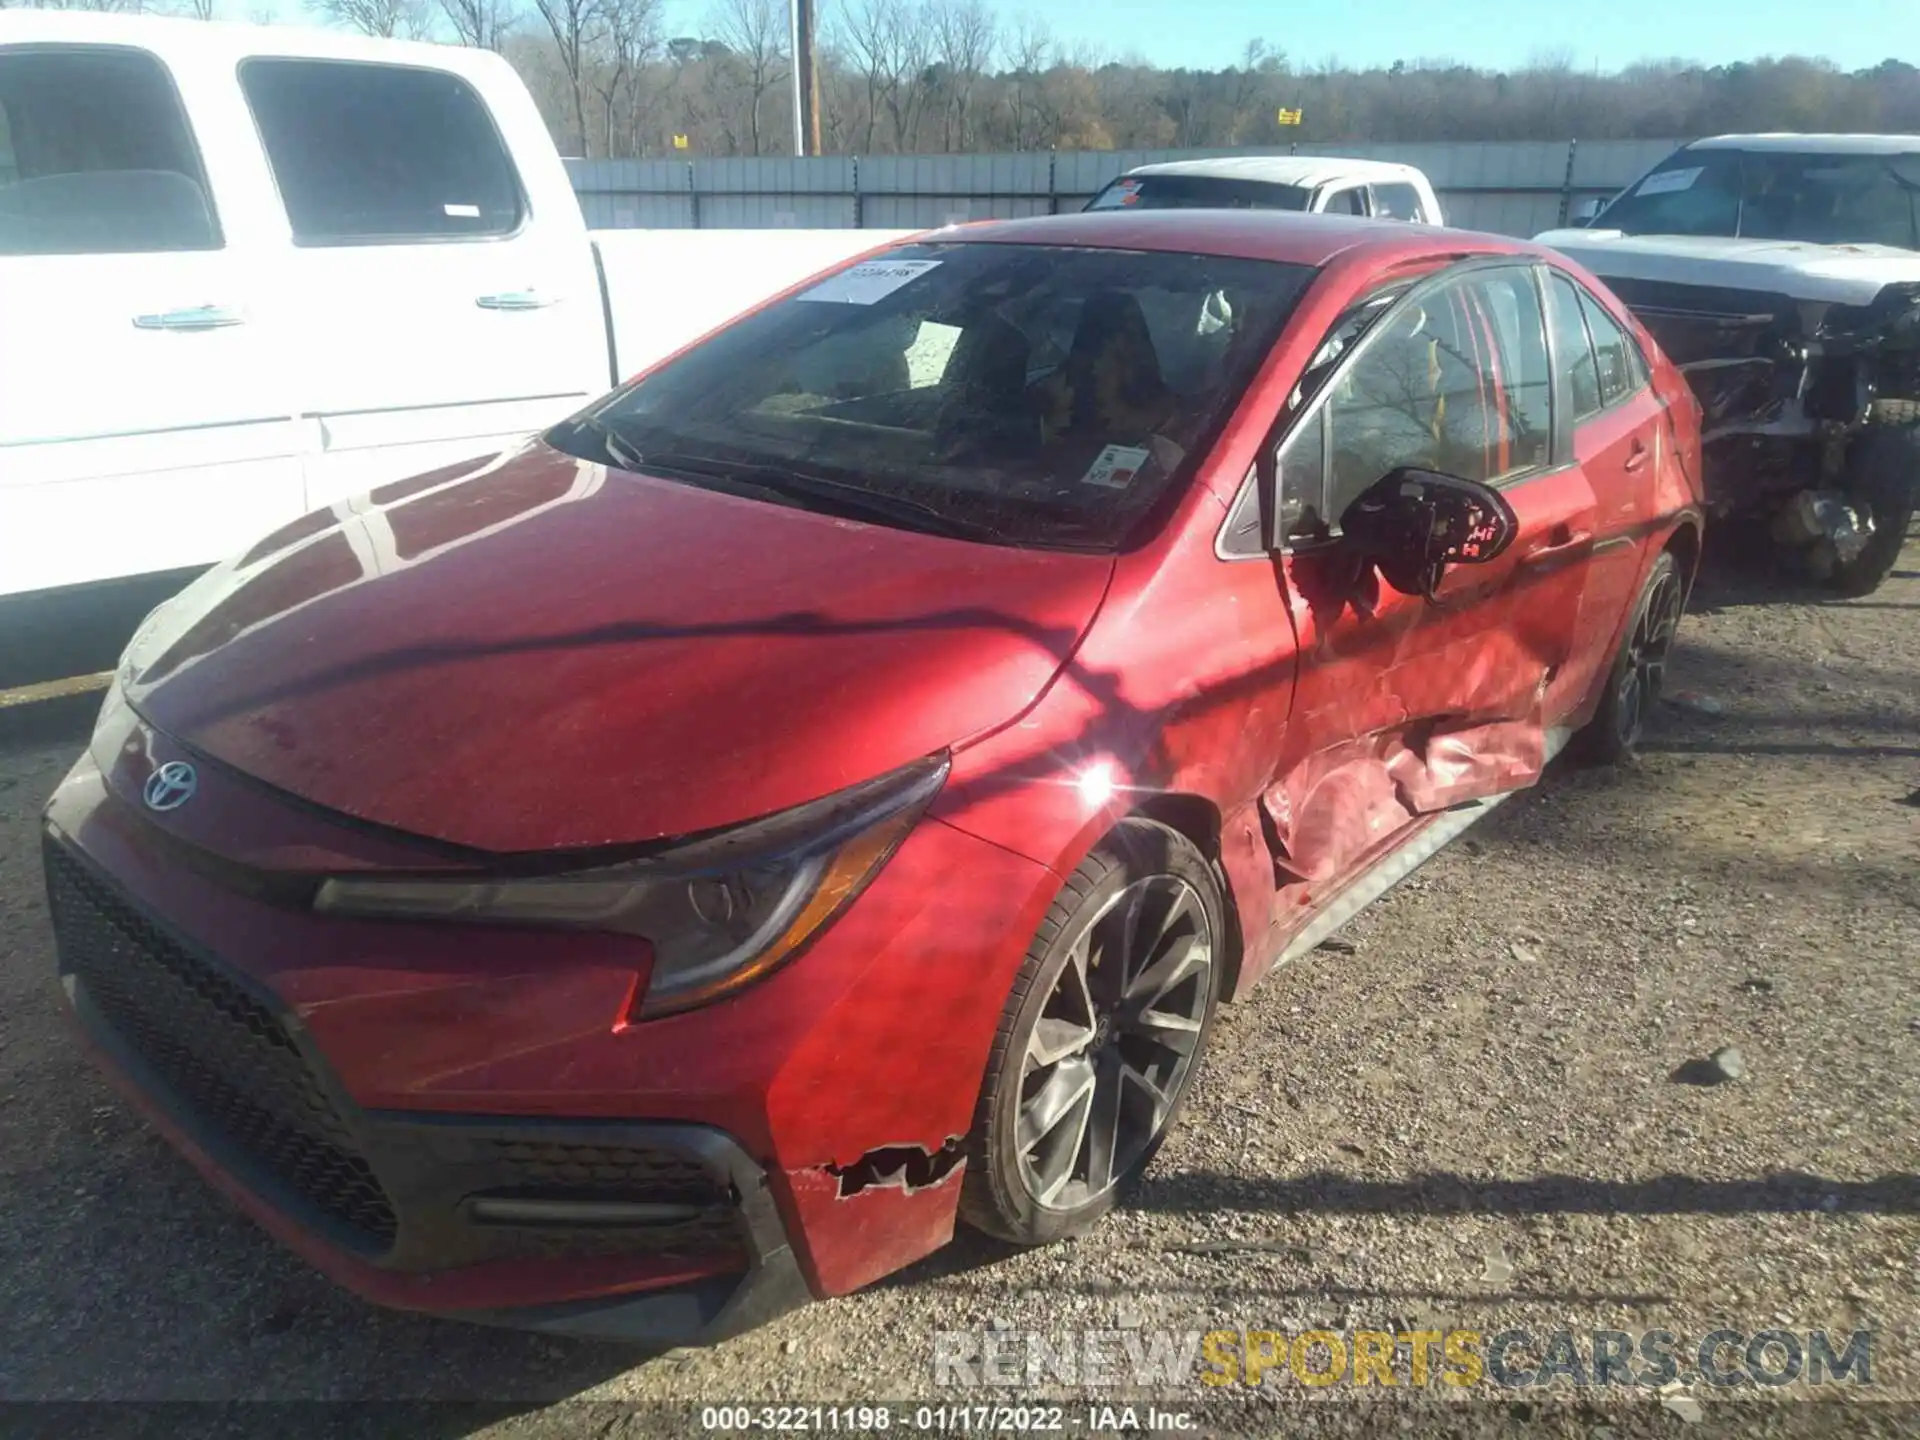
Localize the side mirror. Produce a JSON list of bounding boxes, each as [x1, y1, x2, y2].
[[1569, 196, 1606, 226], [1338, 467, 1519, 599]]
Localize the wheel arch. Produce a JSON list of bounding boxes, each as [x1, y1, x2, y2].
[[1120, 794, 1246, 1006]]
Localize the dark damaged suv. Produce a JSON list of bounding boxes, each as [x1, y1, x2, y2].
[[1537, 133, 1920, 595]]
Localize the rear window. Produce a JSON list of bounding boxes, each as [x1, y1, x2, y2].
[[554, 242, 1317, 551], [0, 45, 219, 255], [1088, 174, 1313, 213], [239, 58, 523, 244]]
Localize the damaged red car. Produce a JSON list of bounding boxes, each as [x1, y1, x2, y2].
[[42, 210, 1704, 1343]]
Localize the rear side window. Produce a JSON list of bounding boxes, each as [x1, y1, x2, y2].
[[1372, 182, 1425, 221], [1323, 186, 1368, 216], [1548, 273, 1603, 420], [239, 58, 522, 245], [1576, 288, 1648, 407], [0, 45, 219, 255]]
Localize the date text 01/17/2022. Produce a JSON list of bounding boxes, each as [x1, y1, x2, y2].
[[697, 1404, 1198, 1431]]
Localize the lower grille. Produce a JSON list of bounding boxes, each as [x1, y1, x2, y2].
[[470, 1139, 747, 1261], [44, 841, 399, 1249]]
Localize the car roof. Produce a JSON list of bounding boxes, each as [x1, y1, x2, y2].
[[1118, 155, 1428, 189], [1688, 133, 1920, 154], [0, 9, 501, 77], [919, 209, 1526, 270]]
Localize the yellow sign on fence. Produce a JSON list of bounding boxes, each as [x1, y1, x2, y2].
[[1277, 108, 1303, 126], [672, 133, 690, 150]]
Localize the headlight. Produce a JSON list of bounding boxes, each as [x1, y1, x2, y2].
[[313, 753, 949, 1018]]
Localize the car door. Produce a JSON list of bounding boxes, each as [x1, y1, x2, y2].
[[235, 54, 607, 512], [0, 38, 300, 599], [1538, 269, 1665, 720], [1220, 262, 1593, 894]]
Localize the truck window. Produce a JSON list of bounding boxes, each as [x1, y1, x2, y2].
[[1371, 182, 1424, 222], [1086, 175, 1313, 212], [239, 58, 523, 245], [0, 46, 220, 255]]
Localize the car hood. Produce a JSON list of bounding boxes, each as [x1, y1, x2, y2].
[[1532, 229, 1920, 306], [123, 441, 1114, 854]]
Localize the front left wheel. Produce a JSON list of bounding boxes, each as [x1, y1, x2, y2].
[[959, 820, 1225, 1246]]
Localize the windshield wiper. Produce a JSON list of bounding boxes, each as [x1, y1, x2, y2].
[[606, 444, 1010, 543], [565, 413, 647, 472]]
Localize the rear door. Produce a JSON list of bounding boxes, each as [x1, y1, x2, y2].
[[237, 54, 607, 512], [0, 39, 299, 598], [1539, 269, 1665, 718]]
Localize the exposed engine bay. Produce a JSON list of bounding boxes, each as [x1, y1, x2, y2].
[[1535, 135, 1920, 595]]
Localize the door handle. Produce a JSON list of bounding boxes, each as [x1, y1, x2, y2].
[[1623, 439, 1650, 472], [476, 291, 562, 311], [1522, 524, 1591, 562], [132, 305, 246, 331]]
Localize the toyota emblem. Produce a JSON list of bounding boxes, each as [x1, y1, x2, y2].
[[143, 760, 198, 813]]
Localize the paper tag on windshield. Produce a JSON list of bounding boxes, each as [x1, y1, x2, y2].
[[798, 259, 942, 305], [1080, 444, 1152, 489], [1635, 167, 1702, 197]]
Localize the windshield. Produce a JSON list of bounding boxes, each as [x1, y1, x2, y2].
[[1596, 147, 1920, 249], [1087, 174, 1313, 213], [550, 241, 1315, 550]]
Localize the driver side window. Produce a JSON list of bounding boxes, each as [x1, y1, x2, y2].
[[1218, 265, 1552, 559]]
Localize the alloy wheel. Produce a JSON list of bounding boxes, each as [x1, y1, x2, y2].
[[1616, 565, 1685, 750], [1014, 874, 1213, 1212]]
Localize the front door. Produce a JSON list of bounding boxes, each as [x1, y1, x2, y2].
[[234, 56, 608, 512], [0, 40, 299, 598], [1258, 262, 1591, 896]]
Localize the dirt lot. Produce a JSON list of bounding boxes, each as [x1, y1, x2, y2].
[[0, 539, 1914, 1438]]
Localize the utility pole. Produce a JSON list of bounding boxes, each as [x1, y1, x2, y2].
[[790, 0, 821, 156]]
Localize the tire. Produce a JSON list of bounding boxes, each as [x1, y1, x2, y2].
[[1830, 425, 1918, 598], [1572, 549, 1686, 765], [958, 819, 1225, 1246]]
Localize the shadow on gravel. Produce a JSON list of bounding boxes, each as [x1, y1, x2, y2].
[[1129, 1169, 1920, 1217]]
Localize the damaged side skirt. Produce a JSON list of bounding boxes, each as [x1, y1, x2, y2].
[[825, 1136, 966, 1198]]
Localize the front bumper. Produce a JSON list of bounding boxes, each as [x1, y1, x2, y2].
[[46, 833, 810, 1343], [40, 728, 1063, 1340]]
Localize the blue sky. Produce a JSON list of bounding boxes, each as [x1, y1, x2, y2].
[[260, 0, 1919, 74]]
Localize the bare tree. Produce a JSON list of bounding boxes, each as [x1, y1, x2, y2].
[[590, 0, 662, 157], [306, 0, 430, 37], [439, 0, 520, 49], [530, 0, 608, 155], [709, 0, 788, 155], [929, 0, 994, 150], [998, 13, 1050, 151]]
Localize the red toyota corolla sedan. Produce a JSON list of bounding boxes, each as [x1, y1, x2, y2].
[[42, 210, 1704, 1343]]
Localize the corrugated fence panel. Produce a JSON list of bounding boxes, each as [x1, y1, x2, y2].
[[569, 139, 1686, 236]]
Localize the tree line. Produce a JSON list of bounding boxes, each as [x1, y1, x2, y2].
[[13, 0, 1920, 157]]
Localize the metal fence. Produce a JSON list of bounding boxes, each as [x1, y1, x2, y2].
[[567, 138, 1683, 238]]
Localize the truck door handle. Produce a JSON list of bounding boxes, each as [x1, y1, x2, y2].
[[132, 305, 246, 331], [1623, 439, 1650, 472], [476, 291, 561, 311]]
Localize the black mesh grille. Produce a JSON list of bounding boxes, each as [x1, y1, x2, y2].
[[44, 842, 399, 1249], [480, 1141, 726, 1199]]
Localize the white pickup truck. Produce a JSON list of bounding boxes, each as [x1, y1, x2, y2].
[[1085, 157, 1444, 225], [0, 12, 908, 684]]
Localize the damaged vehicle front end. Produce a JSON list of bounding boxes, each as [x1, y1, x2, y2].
[[1537, 135, 1920, 594]]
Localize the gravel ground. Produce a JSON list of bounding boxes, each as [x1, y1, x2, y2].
[[0, 539, 1914, 1438]]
